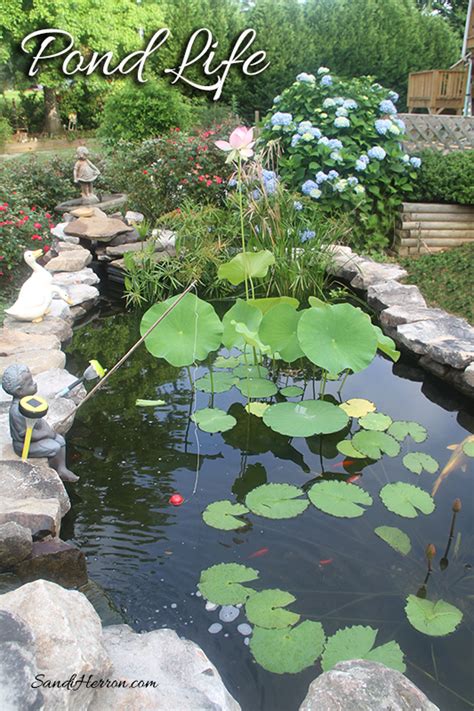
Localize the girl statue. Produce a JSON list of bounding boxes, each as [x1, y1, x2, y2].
[[73, 146, 101, 204]]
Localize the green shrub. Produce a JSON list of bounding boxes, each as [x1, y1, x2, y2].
[[58, 82, 110, 130], [412, 150, 474, 206], [259, 69, 421, 252], [98, 81, 192, 143], [0, 116, 12, 145], [0, 198, 56, 279]]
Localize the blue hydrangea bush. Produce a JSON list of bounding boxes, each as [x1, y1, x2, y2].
[[259, 69, 421, 251]]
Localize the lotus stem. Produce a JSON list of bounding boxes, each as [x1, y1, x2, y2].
[[208, 364, 215, 394], [186, 365, 194, 392], [338, 369, 350, 394], [237, 156, 249, 301], [441, 499, 462, 571]]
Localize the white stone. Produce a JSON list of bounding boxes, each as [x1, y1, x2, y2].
[[350, 261, 407, 290], [0, 349, 66, 378], [125, 210, 145, 224], [46, 248, 92, 273], [219, 605, 240, 623], [236, 623, 252, 636], [52, 268, 99, 287], [367, 280, 427, 312], [48, 298, 73, 321], [0, 580, 112, 710], [208, 623, 223, 634], [205, 601, 219, 612], [0, 460, 70, 518], [0, 497, 61, 538], [64, 283, 99, 307], [51, 222, 80, 244], [462, 363, 474, 388]]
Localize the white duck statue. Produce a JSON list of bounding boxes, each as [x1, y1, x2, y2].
[[4, 249, 72, 322]]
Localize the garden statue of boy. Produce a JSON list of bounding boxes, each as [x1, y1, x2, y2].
[[73, 146, 101, 204], [2, 364, 79, 483]]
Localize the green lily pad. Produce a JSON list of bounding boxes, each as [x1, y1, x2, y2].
[[222, 300, 262, 350], [297, 303, 378, 375], [308, 480, 373, 518], [336, 439, 367, 459], [380, 482, 435, 518], [141, 293, 222, 367], [339, 398, 376, 418], [245, 402, 270, 417], [280, 386, 304, 397], [214, 355, 240, 369], [405, 595, 463, 636], [321, 625, 405, 673], [202, 501, 249, 530], [195, 372, 237, 393], [135, 399, 166, 407], [263, 400, 349, 438], [351, 431, 400, 459], [248, 296, 299, 314], [250, 621, 325, 674], [359, 412, 392, 431], [233, 364, 269, 379], [237, 378, 278, 399], [245, 483, 309, 519], [462, 438, 474, 457], [403, 452, 439, 475], [373, 324, 400, 363], [198, 563, 258, 605], [245, 589, 300, 629], [191, 408, 236, 433], [388, 421, 428, 443], [374, 526, 412, 555], [259, 303, 304, 362], [218, 250, 275, 285]]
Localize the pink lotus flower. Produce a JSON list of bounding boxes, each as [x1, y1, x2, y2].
[[215, 126, 255, 163]]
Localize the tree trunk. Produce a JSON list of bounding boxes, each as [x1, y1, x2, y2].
[[43, 87, 62, 135]]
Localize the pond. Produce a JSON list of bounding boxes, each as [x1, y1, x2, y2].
[[63, 303, 474, 711]]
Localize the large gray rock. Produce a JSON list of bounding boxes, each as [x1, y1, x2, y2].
[[0, 328, 61, 357], [397, 317, 474, 368], [48, 298, 73, 321], [0, 522, 32, 571], [0, 349, 66, 379], [105, 241, 151, 257], [36, 368, 86, 406], [52, 268, 100, 287], [380, 306, 446, 329], [299, 660, 439, 711], [91, 625, 241, 711], [14, 539, 88, 588], [0, 609, 44, 710], [65, 283, 99, 307], [0, 497, 61, 538], [2, 316, 73, 343], [0, 460, 70, 517], [367, 281, 427, 313], [64, 215, 133, 243], [46, 247, 92, 273], [350, 261, 407, 290], [462, 363, 474, 388], [0, 580, 112, 710]]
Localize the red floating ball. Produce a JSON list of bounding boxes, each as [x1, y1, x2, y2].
[[169, 493, 184, 506]]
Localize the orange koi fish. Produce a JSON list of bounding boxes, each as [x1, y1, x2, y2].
[[431, 434, 474, 496]]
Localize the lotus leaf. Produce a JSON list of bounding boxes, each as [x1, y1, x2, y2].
[[218, 250, 275, 285], [248, 296, 299, 313], [140, 293, 222, 367], [351, 431, 400, 459], [308, 296, 329, 309], [214, 355, 240, 369], [191, 408, 236, 433], [339, 398, 376, 418], [202, 500, 248, 530], [222, 300, 262, 350], [135, 399, 165, 407], [245, 589, 300, 629], [259, 304, 304, 362], [388, 421, 428, 443], [232, 321, 271, 353], [250, 621, 325, 674], [297, 303, 378, 374], [358, 412, 392, 432], [374, 526, 411, 555], [198, 563, 259, 605], [280, 386, 304, 397], [373, 324, 400, 362], [462, 439, 474, 457], [237, 378, 278, 399], [380, 482, 435, 518], [263, 400, 349, 438], [321, 625, 405, 673], [405, 595, 463, 636], [245, 483, 309, 519], [245, 402, 270, 417], [336, 439, 367, 459], [403, 452, 439, 475], [195, 372, 237, 393], [233, 364, 269, 379], [308, 480, 373, 518]]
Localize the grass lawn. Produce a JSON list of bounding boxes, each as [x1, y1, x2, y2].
[[399, 244, 473, 323]]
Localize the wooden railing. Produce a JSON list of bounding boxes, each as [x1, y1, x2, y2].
[[407, 69, 467, 114]]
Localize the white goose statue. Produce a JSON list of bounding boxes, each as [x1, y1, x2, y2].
[[4, 249, 72, 322]]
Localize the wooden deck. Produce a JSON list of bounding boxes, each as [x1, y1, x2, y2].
[[407, 69, 468, 114]]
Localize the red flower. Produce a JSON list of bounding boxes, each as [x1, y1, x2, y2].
[[143, 170, 148, 174], [31, 234, 42, 241], [19, 210, 24, 214], [206, 179, 212, 187], [43, 245, 50, 253], [45, 212, 52, 219], [198, 175, 205, 182], [34, 222, 42, 229], [214, 176, 223, 184], [0, 206, 7, 212], [31, 206, 36, 211]]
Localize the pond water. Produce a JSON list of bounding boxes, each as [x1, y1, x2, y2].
[[64, 304, 474, 711]]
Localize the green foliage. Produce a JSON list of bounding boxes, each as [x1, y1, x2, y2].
[[259, 303, 303, 362], [249, 621, 325, 674], [263, 400, 349, 437], [359, 412, 392, 431], [202, 501, 248, 530], [374, 526, 412, 555], [135, 399, 165, 407], [198, 563, 259, 605], [195, 372, 236, 394], [413, 150, 474, 205], [245, 483, 309, 519], [0, 115, 12, 145], [191, 407, 237, 433], [403, 452, 439, 475], [245, 589, 300, 629], [405, 595, 463, 636], [321, 625, 405, 673], [236, 378, 277, 398], [0, 199, 56, 277], [308, 480, 373, 518], [388, 421, 427, 443], [218, 250, 275, 286], [380, 482, 435, 518], [280, 385, 304, 397], [351, 430, 400, 459]]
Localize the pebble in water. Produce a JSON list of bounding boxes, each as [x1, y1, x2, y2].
[[237, 623, 252, 636], [170, 603, 177, 609], [219, 605, 240, 623], [244, 637, 250, 646], [205, 601, 219, 612], [208, 623, 223, 634]]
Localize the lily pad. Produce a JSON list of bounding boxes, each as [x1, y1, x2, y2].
[[374, 526, 411, 555], [202, 501, 249, 530], [403, 452, 439, 475], [308, 480, 373, 518], [280, 385, 304, 397], [237, 378, 278, 399], [336, 439, 367, 459], [405, 595, 463, 636], [192, 408, 236, 433], [222, 300, 262, 350], [245, 402, 270, 417], [135, 399, 165, 407], [248, 296, 299, 314], [214, 355, 240, 369], [297, 303, 378, 375], [339, 399, 376, 418], [218, 250, 275, 285], [263, 400, 349, 438], [245, 483, 309, 519], [198, 563, 259, 605], [245, 589, 300, 629], [195, 372, 237, 393], [234, 364, 269, 379], [359, 412, 392, 432], [250, 621, 325, 674], [351, 431, 400, 459], [462, 438, 474, 457], [380, 482, 435, 518], [141, 293, 222, 367], [388, 421, 428, 443], [259, 303, 304, 362], [321, 625, 405, 673]]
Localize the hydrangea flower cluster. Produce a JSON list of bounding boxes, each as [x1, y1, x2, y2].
[[368, 146, 386, 161], [270, 112, 293, 127]]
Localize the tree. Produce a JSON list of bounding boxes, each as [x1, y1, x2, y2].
[[416, 0, 470, 39]]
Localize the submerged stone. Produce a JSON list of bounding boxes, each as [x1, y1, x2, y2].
[[208, 622, 223, 634], [219, 605, 240, 623], [237, 623, 252, 636]]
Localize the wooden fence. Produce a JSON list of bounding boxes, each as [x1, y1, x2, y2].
[[399, 114, 474, 153]]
